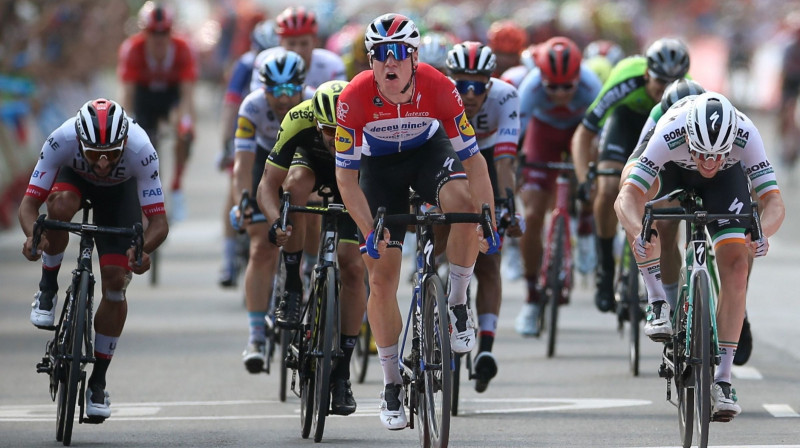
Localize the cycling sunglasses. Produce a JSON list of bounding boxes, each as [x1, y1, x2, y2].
[[689, 148, 729, 163], [543, 81, 577, 93], [80, 141, 124, 164], [370, 43, 414, 62], [317, 123, 336, 138], [455, 80, 488, 95], [266, 83, 303, 98]]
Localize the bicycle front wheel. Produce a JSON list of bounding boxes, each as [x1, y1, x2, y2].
[[419, 275, 451, 448], [626, 252, 642, 376], [451, 353, 461, 417], [63, 273, 89, 446], [312, 267, 337, 443], [692, 271, 713, 448], [675, 269, 694, 448], [545, 215, 566, 358]]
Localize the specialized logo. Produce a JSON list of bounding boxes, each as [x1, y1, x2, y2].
[[694, 241, 706, 265], [443, 157, 455, 172], [235, 117, 256, 139], [455, 112, 475, 141], [335, 126, 355, 154], [424, 239, 434, 267], [709, 110, 720, 132]]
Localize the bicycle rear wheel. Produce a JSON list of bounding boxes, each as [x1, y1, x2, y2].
[[54, 289, 72, 442], [279, 328, 290, 402], [63, 273, 89, 446], [351, 319, 371, 384], [692, 271, 712, 448], [312, 267, 337, 443], [451, 354, 461, 417], [626, 253, 642, 376], [299, 326, 314, 438], [545, 215, 566, 358], [418, 275, 451, 448]]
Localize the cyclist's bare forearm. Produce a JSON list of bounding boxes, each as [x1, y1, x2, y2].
[[142, 213, 169, 254], [335, 167, 373, 237], [571, 124, 597, 183], [758, 192, 786, 238], [258, 164, 288, 223], [615, 184, 647, 238], [463, 153, 496, 223], [18, 195, 43, 238], [495, 156, 517, 197], [232, 151, 255, 205], [178, 81, 196, 125]]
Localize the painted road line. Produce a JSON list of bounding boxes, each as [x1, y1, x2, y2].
[[732, 365, 764, 380], [763, 404, 800, 417]]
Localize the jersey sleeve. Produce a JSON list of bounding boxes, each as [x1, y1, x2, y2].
[[267, 103, 315, 171], [737, 118, 780, 199], [493, 83, 520, 160], [174, 38, 198, 82], [25, 124, 74, 200], [334, 82, 364, 170], [437, 81, 480, 161], [517, 69, 540, 132], [224, 55, 253, 104], [117, 37, 140, 83], [233, 94, 260, 154], [623, 122, 673, 194]]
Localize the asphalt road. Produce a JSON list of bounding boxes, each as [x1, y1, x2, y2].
[[1, 86, 799, 447]]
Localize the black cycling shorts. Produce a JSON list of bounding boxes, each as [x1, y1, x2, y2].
[[657, 162, 752, 241], [598, 105, 648, 164], [358, 126, 466, 248], [51, 167, 141, 267], [134, 84, 180, 142]]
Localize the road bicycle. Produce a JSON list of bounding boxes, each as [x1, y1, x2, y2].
[[33, 199, 143, 446], [374, 193, 494, 448], [237, 190, 290, 401], [351, 313, 372, 384], [451, 188, 516, 416], [281, 186, 348, 443], [645, 188, 760, 448]]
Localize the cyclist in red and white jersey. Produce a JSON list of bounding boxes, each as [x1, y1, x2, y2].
[[20, 99, 169, 421], [514, 37, 602, 336], [249, 7, 346, 93], [334, 13, 498, 431], [117, 3, 197, 221], [440, 41, 523, 392]]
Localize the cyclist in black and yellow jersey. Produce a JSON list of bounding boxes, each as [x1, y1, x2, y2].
[[257, 80, 366, 416]]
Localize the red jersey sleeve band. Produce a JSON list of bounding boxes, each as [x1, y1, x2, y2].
[[494, 142, 518, 160], [143, 203, 167, 217]]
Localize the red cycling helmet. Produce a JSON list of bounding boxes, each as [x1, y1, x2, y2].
[[535, 37, 582, 84], [275, 7, 318, 37], [487, 20, 527, 55], [140, 3, 173, 33]]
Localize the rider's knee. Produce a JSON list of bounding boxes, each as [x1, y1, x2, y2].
[[46, 192, 80, 220]]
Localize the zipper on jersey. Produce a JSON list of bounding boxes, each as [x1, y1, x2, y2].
[[397, 103, 402, 152]]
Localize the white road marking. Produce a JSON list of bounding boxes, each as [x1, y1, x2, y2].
[[732, 365, 764, 380], [763, 404, 800, 418]]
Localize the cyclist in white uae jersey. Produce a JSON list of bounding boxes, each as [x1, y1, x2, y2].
[[20, 98, 168, 421], [615, 92, 785, 421]]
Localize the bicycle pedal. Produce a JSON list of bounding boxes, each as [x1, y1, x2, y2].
[[33, 324, 56, 331], [82, 415, 107, 425], [712, 413, 734, 423]]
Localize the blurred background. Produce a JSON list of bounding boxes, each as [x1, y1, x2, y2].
[[2, 0, 800, 229]]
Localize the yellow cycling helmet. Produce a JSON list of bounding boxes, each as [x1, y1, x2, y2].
[[313, 80, 349, 127]]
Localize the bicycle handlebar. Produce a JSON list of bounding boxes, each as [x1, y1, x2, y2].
[[373, 203, 495, 248], [31, 214, 144, 266], [640, 201, 762, 243]]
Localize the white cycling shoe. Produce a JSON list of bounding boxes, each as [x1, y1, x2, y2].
[[380, 384, 407, 430], [85, 387, 111, 420], [30, 291, 57, 329], [448, 304, 476, 353]]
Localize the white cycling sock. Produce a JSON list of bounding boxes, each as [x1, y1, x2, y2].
[[715, 341, 737, 384], [377, 344, 403, 385], [663, 282, 679, 310], [638, 258, 667, 304], [94, 333, 119, 360], [447, 263, 474, 306]]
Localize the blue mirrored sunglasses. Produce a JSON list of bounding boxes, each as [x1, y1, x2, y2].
[[266, 83, 303, 98], [455, 80, 488, 95], [371, 43, 413, 62]]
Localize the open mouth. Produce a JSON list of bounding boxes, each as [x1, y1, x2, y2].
[[386, 72, 398, 81]]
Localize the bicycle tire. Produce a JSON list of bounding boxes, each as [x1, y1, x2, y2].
[[300, 330, 314, 439], [451, 354, 461, 417], [352, 320, 371, 384], [626, 252, 641, 376], [279, 328, 290, 402], [693, 271, 712, 448], [63, 273, 89, 446], [546, 215, 566, 358], [312, 267, 336, 443], [676, 268, 694, 448], [419, 275, 451, 448], [55, 288, 72, 443]]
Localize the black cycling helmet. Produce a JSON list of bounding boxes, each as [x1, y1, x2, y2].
[[661, 79, 705, 112], [645, 38, 690, 82]]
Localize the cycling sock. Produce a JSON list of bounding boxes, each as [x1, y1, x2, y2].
[[663, 282, 679, 310], [447, 263, 474, 306], [715, 341, 738, 384], [223, 237, 236, 266], [638, 258, 667, 304], [39, 252, 64, 291], [332, 334, 358, 380], [577, 209, 594, 236], [525, 276, 539, 304], [377, 344, 403, 385], [94, 333, 118, 361], [478, 313, 497, 335], [172, 165, 184, 191], [89, 358, 111, 390], [282, 250, 303, 292], [248, 311, 267, 344], [478, 327, 495, 353], [597, 237, 615, 275]]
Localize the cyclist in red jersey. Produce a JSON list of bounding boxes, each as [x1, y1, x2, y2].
[[118, 3, 197, 221], [334, 13, 499, 430]]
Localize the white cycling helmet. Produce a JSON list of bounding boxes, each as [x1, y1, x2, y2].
[[685, 92, 738, 158], [364, 13, 420, 51], [418, 32, 452, 69]]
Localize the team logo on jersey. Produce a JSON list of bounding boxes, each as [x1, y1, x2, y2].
[[337, 102, 350, 122], [335, 126, 355, 154], [662, 127, 686, 150], [735, 127, 749, 148], [235, 117, 256, 139], [373, 96, 384, 107], [455, 112, 475, 141]]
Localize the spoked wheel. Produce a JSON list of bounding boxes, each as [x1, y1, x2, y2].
[[63, 276, 89, 446], [627, 257, 642, 377], [312, 268, 337, 443], [693, 272, 713, 448], [675, 279, 694, 448], [279, 328, 291, 402], [451, 354, 461, 417], [418, 275, 451, 448], [300, 366, 315, 439], [351, 320, 371, 384], [545, 215, 566, 358]]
